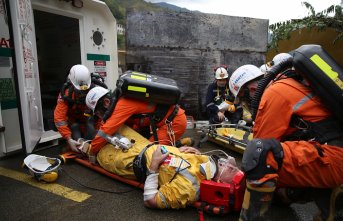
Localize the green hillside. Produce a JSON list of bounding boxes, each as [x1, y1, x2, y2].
[[101, 0, 166, 24]]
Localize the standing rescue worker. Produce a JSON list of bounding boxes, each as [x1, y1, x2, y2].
[[83, 86, 187, 156], [229, 63, 343, 221], [54, 65, 105, 153], [205, 65, 241, 124]]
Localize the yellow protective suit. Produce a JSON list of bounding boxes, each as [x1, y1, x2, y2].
[[97, 125, 212, 209]]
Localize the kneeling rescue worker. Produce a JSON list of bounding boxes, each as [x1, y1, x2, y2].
[[229, 45, 343, 221], [54, 64, 106, 153], [82, 85, 187, 156]]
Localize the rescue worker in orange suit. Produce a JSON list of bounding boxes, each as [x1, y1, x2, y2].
[[83, 86, 188, 156], [77, 124, 243, 209], [229, 63, 343, 221], [54, 64, 105, 153], [205, 65, 241, 124]]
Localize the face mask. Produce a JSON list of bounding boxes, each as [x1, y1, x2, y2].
[[216, 156, 238, 183], [201, 149, 238, 183]]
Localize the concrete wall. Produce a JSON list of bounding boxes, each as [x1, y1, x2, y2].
[[126, 10, 268, 119]]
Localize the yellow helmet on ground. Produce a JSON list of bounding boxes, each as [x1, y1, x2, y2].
[[23, 154, 61, 183]]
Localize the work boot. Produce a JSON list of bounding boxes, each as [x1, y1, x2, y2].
[[313, 185, 343, 221], [327, 185, 343, 221], [239, 181, 275, 221], [175, 137, 195, 147]]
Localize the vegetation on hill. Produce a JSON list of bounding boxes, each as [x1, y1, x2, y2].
[[101, 0, 166, 25], [269, 2, 343, 50]]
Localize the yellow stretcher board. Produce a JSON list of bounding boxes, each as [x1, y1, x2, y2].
[[207, 127, 253, 154]]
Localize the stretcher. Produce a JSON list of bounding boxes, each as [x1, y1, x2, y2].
[[199, 123, 253, 154], [60, 150, 245, 216], [57, 125, 245, 217]]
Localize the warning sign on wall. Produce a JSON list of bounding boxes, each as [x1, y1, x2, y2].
[[94, 60, 107, 77]]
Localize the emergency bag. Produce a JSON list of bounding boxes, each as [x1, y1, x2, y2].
[[196, 170, 245, 214], [116, 71, 181, 105]]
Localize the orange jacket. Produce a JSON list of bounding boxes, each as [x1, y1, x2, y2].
[[54, 90, 88, 139], [90, 97, 187, 154], [253, 78, 331, 140], [254, 78, 343, 188]]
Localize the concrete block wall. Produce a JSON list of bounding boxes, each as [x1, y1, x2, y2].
[[126, 10, 268, 119]]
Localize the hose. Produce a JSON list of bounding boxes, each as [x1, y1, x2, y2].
[[251, 58, 293, 120]]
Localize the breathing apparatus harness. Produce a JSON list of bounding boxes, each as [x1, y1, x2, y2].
[[214, 85, 231, 102], [250, 58, 294, 121], [101, 88, 120, 123], [251, 56, 343, 146], [99, 89, 179, 147]]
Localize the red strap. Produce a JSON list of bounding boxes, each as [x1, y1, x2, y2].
[[198, 210, 204, 221]]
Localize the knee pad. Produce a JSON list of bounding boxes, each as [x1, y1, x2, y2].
[[242, 138, 284, 180]]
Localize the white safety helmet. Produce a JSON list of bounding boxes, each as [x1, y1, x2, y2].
[[86, 86, 110, 112], [229, 65, 264, 97], [23, 154, 61, 183], [215, 67, 229, 80], [68, 64, 91, 90], [267, 53, 292, 68], [259, 64, 268, 73]]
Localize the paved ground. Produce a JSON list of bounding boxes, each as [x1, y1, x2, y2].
[[0, 128, 317, 221]]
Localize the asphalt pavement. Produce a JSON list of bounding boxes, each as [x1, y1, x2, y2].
[[0, 128, 318, 221]]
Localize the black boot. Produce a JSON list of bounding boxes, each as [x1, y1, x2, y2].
[[239, 182, 275, 221]]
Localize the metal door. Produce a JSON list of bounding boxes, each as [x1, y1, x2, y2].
[[8, 0, 43, 153]]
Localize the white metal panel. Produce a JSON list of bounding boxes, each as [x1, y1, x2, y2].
[[32, 0, 119, 90], [82, 0, 118, 90], [9, 0, 43, 153]]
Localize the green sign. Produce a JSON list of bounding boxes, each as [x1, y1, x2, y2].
[[87, 53, 110, 61], [0, 78, 16, 102]]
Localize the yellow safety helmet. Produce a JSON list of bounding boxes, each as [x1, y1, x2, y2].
[[23, 154, 61, 183]]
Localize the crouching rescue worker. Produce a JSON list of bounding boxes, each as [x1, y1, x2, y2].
[[82, 86, 187, 156], [54, 64, 106, 153], [229, 61, 343, 220], [205, 65, 241, 124]]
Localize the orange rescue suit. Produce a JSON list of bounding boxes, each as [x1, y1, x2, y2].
[[90, 97, 187, 154], [254, 78, 343, 188]]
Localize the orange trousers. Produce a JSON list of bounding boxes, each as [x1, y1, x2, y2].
[[260, 141, 343, 188]]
